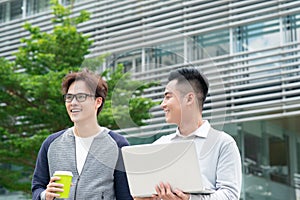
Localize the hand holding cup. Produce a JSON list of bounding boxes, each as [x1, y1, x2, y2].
[[52, 171, 73, 198]]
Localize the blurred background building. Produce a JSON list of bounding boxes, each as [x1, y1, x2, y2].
[[1, 0, 300, 199]]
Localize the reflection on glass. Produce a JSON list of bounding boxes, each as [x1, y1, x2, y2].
[[284, 14, 300, 43], [0, 3, 7, 23], [241, 119, 298, 200], [234, 20, 280, 52], [26, 0, 50, 16], [145, 42, 184, 70], [108, 50, 142, 73], [192, 30, 229, 60], [10, 0, 22, 20]]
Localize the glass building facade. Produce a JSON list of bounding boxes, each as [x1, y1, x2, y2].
[[1, 0, 300, 199]]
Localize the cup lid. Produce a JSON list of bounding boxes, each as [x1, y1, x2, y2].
[[53, 171, 73, 176]]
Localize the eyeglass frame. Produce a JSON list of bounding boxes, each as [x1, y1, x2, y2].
[[63, 93, 95, 103]]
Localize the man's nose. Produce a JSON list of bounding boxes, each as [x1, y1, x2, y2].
[[70, 96, 79, 103], [160, 100, 166, 109]]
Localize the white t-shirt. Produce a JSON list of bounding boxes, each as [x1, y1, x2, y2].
[[74, 128, 101, 175], [40, 128, 102, 200]]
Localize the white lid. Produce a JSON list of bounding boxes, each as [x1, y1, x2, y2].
[[53, 171, 73, 176]]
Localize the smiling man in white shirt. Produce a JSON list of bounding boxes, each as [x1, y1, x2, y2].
[[134, 67, 242, 200]]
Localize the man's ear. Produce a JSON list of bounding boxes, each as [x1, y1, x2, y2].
[[96, 97, 103, 107], [186, 93, 195, 105]]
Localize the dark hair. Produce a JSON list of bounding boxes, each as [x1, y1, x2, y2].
[[61, 68, 108, 115], [168, 67, 209, 108]]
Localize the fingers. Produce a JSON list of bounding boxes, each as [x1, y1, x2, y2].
[[159, 182, 172, 196], [135, 182, 188, 200], [156, 182, 177, 200], [155, 182, 190, 200], [173, 189, 190, 200], [45, 176, 64, 200]]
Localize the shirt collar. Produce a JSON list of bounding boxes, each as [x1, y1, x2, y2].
[[171, 120, 211, 140]]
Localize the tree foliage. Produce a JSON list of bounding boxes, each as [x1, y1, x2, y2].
[[100, 65, 158, 130], [0, 0, 157, 195]]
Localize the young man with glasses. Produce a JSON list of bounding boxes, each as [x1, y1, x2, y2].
[[32, 69, 133, 200]]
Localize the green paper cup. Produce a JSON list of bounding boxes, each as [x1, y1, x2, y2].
[[53, 171, 73, 198]]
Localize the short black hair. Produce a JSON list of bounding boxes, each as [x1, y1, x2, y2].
[[168, 67, 209, 107]]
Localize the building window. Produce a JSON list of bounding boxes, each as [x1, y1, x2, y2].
[[0, 2, 7, 23], [10, 0, 23, 20], [284, 14, 300, 43], [145, 43, 184, 71], [0, 0, 23, 22], [61, 0, 71, 6], [107, 50, 143, 73], [192, 30, 230, 60], [242, 119, 298, 199], [26, 0, 50, 16], [232, 20, 282, 87], [234, 19, 280, 52], [120, 50, 142, 73]]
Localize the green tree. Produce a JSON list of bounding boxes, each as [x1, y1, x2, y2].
[[0, 0, 157, 195]]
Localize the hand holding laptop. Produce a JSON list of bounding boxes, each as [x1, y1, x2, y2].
[[122, 141, 214, 198], [155, 182, 190, 200], [133, 182, 190, 200]]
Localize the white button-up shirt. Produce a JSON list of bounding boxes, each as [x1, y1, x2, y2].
[[154, 121, 242, 200]]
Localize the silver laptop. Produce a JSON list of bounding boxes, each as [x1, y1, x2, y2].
[[121, 140, 214, 197]]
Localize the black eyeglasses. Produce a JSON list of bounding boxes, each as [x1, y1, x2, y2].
[[63, 93, 95, 102]]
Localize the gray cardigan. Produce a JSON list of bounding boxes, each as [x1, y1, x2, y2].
[[32, 127, 133, 200]]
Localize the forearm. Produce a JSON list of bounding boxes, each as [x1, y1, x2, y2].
[[192, 142, 241, 200], [190, 189, 239, 200]]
